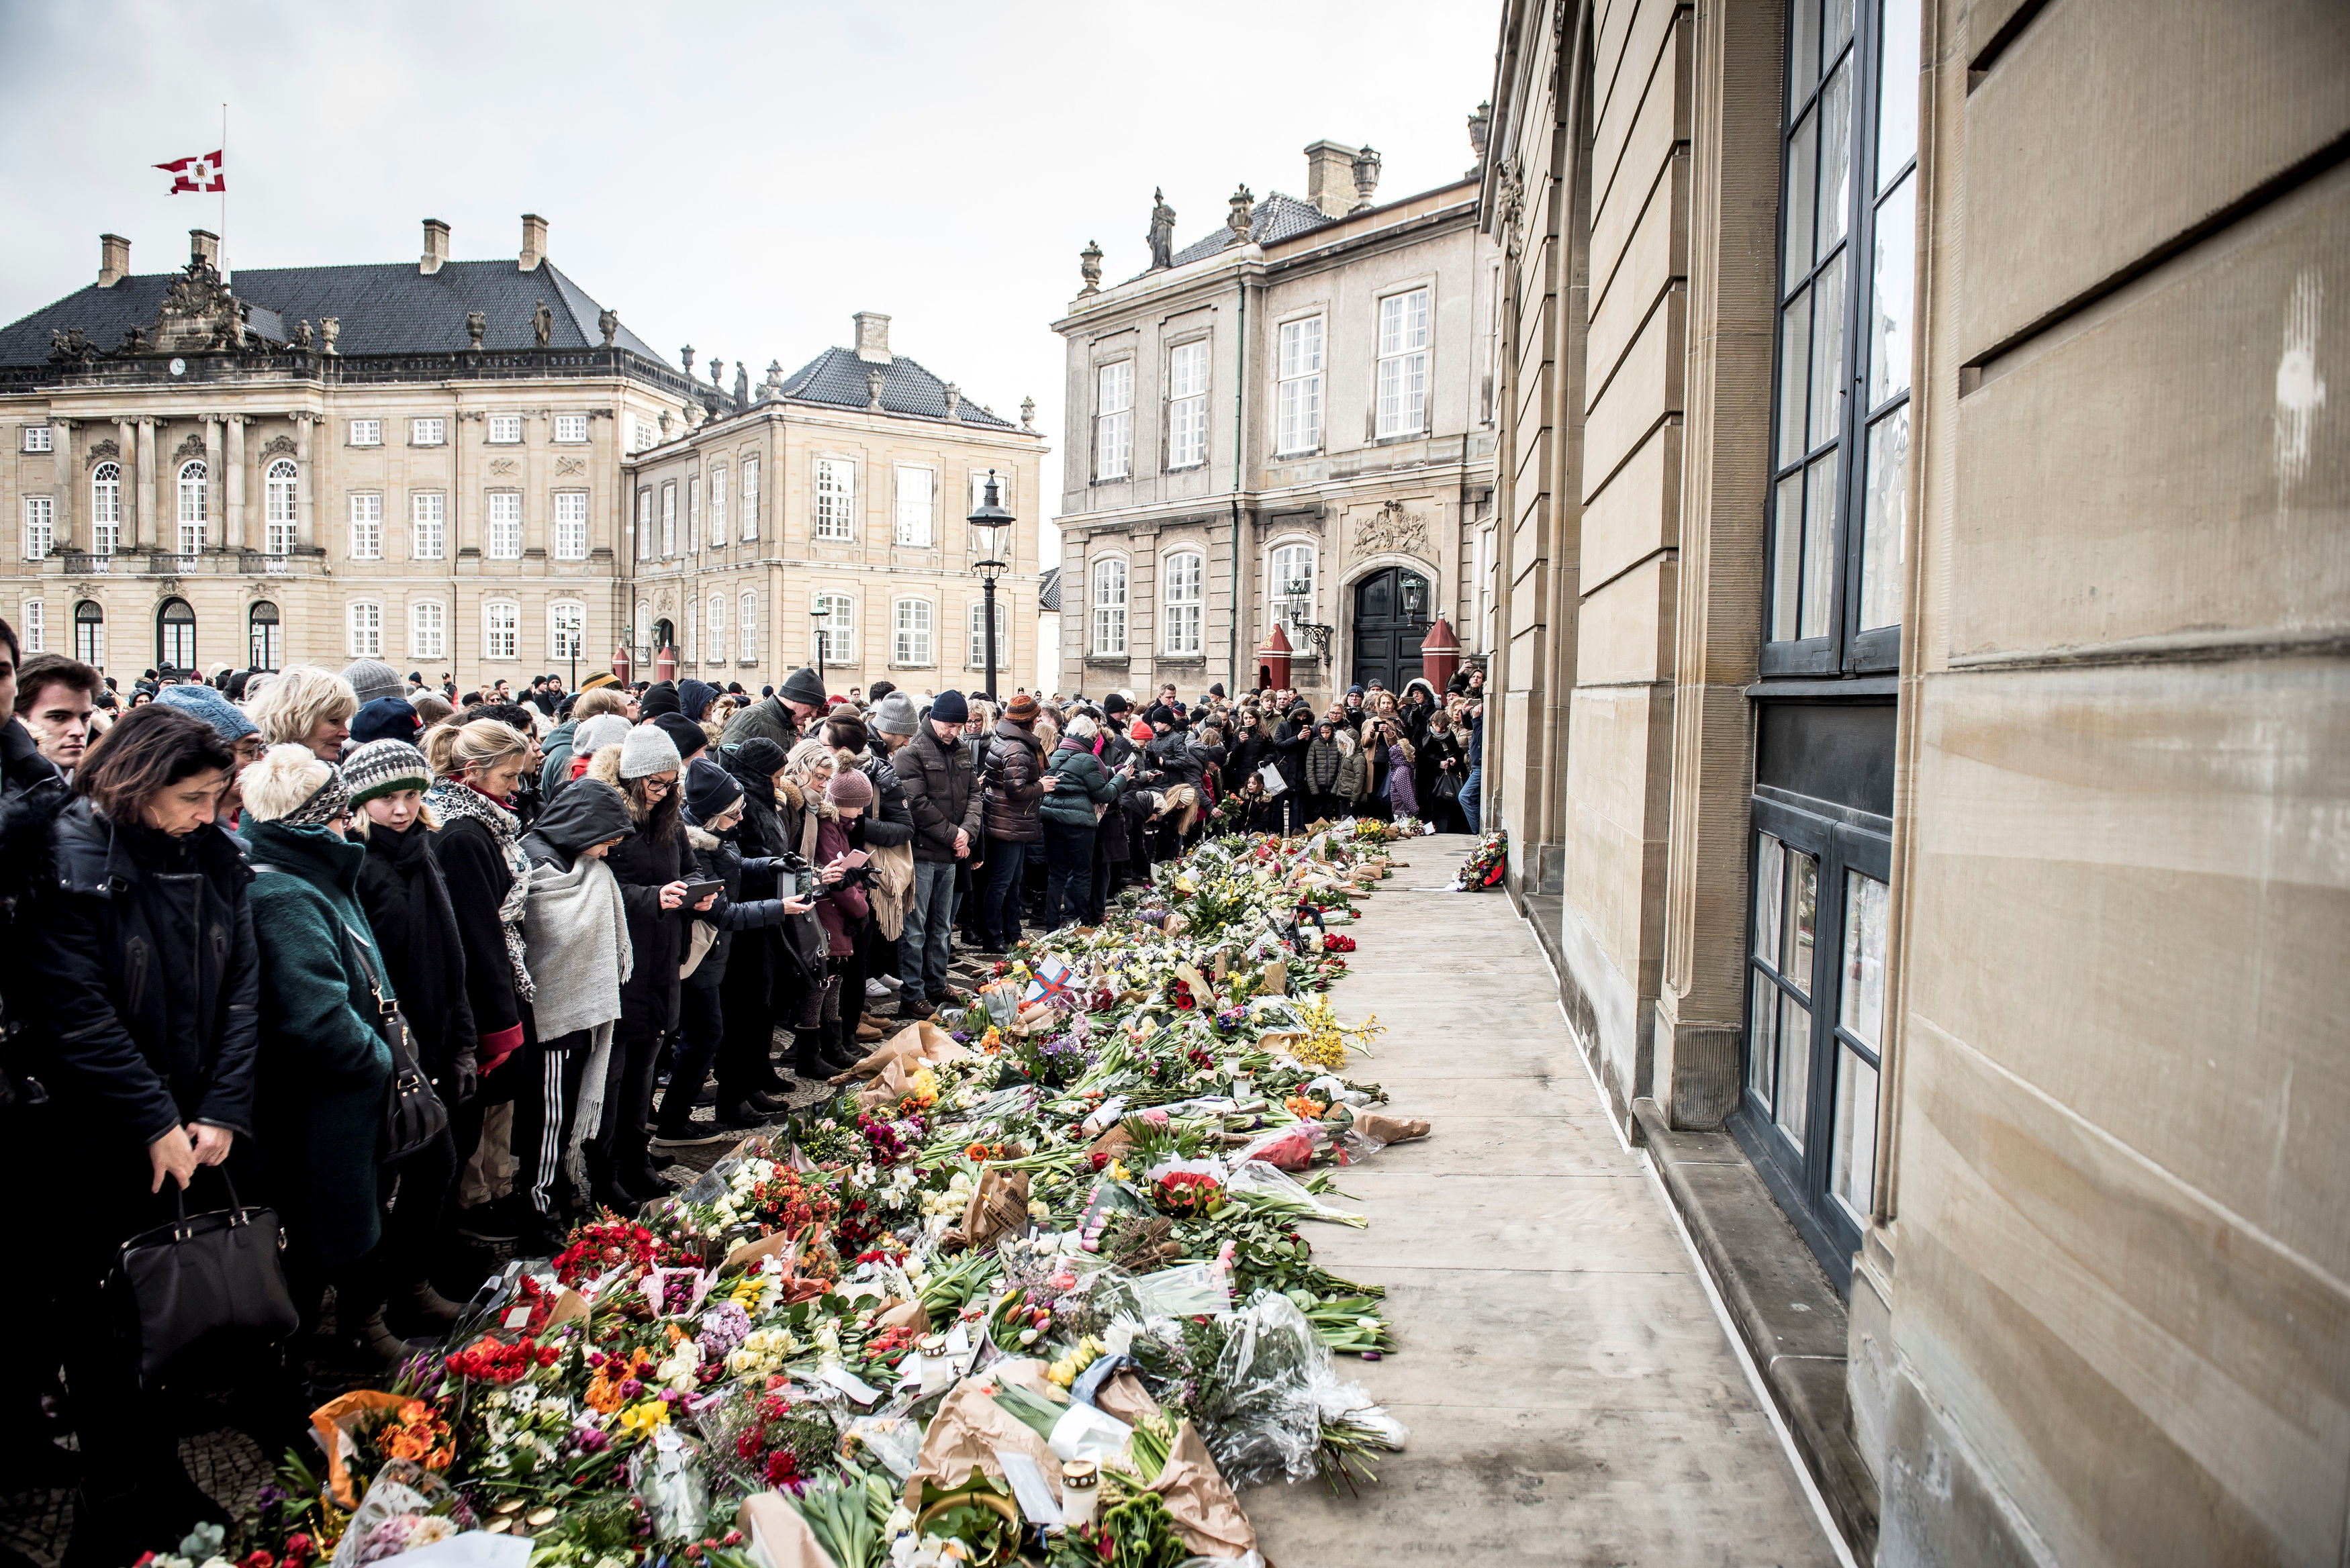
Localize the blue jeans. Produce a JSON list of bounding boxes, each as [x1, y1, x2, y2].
[[1461, 764, 1483, 834], [982, 839, 1029, 949], [899, 858, 959, 999]]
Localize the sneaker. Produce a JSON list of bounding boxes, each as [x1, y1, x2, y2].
[[651, 1121, 737, 1148], [864, 977, 895, 999], [931, 985, 973, 1005], [455, 1202, 520, 1243], [855, 1019, 886, 1042]]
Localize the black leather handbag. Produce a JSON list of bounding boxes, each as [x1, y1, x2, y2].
[[344, 920, 449, 1163], [111, 1170, 299, 1386]]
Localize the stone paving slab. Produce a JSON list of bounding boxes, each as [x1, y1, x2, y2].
[[1240, 836, 1837, 1567]]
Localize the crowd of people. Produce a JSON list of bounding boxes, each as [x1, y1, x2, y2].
[[0, 624, 1483, 1565]]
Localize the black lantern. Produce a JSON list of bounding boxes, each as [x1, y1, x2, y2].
[[968, 469, 1013, 702]]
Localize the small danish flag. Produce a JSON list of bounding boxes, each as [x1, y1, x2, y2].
[[156, 150, 226, 193]]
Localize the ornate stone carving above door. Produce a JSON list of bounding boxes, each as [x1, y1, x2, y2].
[[1352, 497, 1429, 557]]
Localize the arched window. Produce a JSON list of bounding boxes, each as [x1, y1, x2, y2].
[[969, 597, 1008, 669], [1090, 557, 1127, 655], [248, 601, 282, 671], [634, 600, 651, 655], [264, 460, 297, 556], [813, 592, 855, 664], [1269, 542, 1316, 630], [892, 597, 934, 667], [411, 599, 446, 661], [1163, 549, 1204, 656], [91, 462, 122, 556], [739, 589, 757, 662], [156, 597, 197, 671], [74, 599, 105, 667], [549, 600, 584, 662], [176, 460, 207, 555], [706, 593, 725, 665], [483, 599, 520, 662]]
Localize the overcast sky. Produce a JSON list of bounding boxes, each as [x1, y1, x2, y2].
[[0, 1, 1496, 569]]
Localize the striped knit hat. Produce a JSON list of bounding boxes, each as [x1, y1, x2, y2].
[[342, 739, 434, 808]]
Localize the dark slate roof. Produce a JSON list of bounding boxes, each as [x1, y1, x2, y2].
[[0, 258, 665, 369], [1038, 567, 1062, 613], [1165, 191, 1332, 269], [778, 346, 1015, 428]]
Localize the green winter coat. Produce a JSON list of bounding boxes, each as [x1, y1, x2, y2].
[[1039, 740, 1124, 829], [241, 818, 397, 1271]]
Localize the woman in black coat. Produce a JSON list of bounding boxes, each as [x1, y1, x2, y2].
[[713, 738, 800, 1100], [1415, 712, 1470, 834], [32, 705, 261, 1561]]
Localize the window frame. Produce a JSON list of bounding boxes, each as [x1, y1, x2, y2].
[[1090, 556, 1128, 656], [483, 598, 520, 662], [348, 491, 383, 560], [813, 591, 855, 664], [1267, 538, 1317, 633], [1166, 338, 1210, 470], [553, 413, 589, 444], [892, 595, 935, 667], [634, 488, 653, 560], [175, 459, 207, 555], [22, 424, 52, 454], [348, 418, 383, 447], [968, 597, 1009, 669], [813, 457, 856, 540], [660, 481, 677, 556], [21, 597, 43, 653], [410, 598, 446, 661], [739, 589, 757, 662], [706, 593, 726, 665], [1094, 360, 1134, 481], [348, 599, 383, 658], [552, 490, 589, 560], [409, 417, 446, 448], [1274, 313, 1326, 455], [549, 599, 585, 662], [741, 456, 760, 541], [1162, 548, 1205, 657], [156, 595, 197, 672], [91, 461, 122, 556], [1760, 0, 1914, 679], [412, 491, 446, 560], [486, 490, 523, 560], [248, 599, 281, 671], [709, 464, 727, 546], [487, 413, 524, 445], [74, 599, 105, 667], [23, 495, 53, 560], [893, 464, 937, 547], [1373, 285, 1433, 440], [263, 460, 297, 556]]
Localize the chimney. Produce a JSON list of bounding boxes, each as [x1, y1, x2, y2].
[[1304, 140, 1360, 219], [519, 213, 548, 272], [420, 218, 451, 275], [190, 229, 220, 269], [853, 311, 892, 364], [98, 233, 130, 289]]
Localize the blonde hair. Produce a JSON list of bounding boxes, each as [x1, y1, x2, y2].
[[573, 686, 631, 722], [422, 717, 532, 779], [350, 796, 439, 838], [239, 743, 334, 823], [246, 665, 359, 747], [786, 737, 836, 784]]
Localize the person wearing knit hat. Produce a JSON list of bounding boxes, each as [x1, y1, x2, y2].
[[573, 713, 632, 758], [677, 678, 718, 724], [349, 693, 422, 747], [826, 767, 873, 810], [343, 736, 433, 805], [928, 689, 968, 725], [1004, 692, 1040, 724], [684, 753, 743, 822], [780, 666, 827, 707], [651, 711, 708, 762], [619, 722, 683, 780], [1102, 691, 1131, 719], [869, 690, 918, 739], [155, 680, 259, 744], [638, 681, 683, 720], [579, 670, 620, 693], [340, 658, 406, 707]]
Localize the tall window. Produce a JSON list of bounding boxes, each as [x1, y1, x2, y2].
[[1168, 341, 1208, 468], [635, 489, 653, 559], [1375, 287, 1431, 438], [487, 492, 522, 559], [553, 413, 588, 444], [1276, 317, 1324, 453], [814, 458, 855, 540], [894, 466, 935, 546], [687, 475, 701, 551], [1090, 558, 1127, 655], [629, 416, 657, 454], [20, 598, 42, 653], [157, 598, 196, 671], [741, 456, 759, 540], [553, 491, 588, 559], [483, 599, 519, 660], [1767, 0, 1916, 671], [23, 497, 52, 560], [177, 460, 207, 555], [349, 493, 383, 560], [660, 482, 677, 555], [684, 600, 696, 663], [968, 599, 1008, 668], [549, 600, 584, 661], [91, 462, 122, 555], [634, 600, 650, 653], [410, 418, 446, 446], [814, 593, 855, 663], [706, 594, 725, 664], [893, 598, 934, 666], [412, 493, 446, 560], [74, 600, 104, 666], [969, 470, 1011, 515], [739, 591, 756, 661], [487, 413, 523, 444], [1269, 542, 1315, 629], [1163, 550, 1203, 656], [709, 465, 727, 545], [348, 600, 383, 657], [411, 599, 446, 660], [264, 460, 296, 555], [248, 601, 281, 670], [1094, 362, 1133, 480]]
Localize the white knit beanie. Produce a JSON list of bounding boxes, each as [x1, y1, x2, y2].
[[618, 722, 683, 780]]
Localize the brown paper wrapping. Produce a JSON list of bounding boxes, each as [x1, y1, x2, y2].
[[1087, 1122, 1135, 1159], [874, 1297, 930, 1332], [1092, 1369, 1162, 1427], [543, 1286, 590, 1328], [1148, 1420, 1259, 1561], [721, 1229, 797, 1273], [1261, 958, 1289, 996], [308, 1389, 410, 1506], [950, 1166, 1031, 1252], [829, 1020, 970, 1085], [900, 1377, 1066, 1512], [736, 1491, 840, 1568], [1353, 1111, 1431, 1144]]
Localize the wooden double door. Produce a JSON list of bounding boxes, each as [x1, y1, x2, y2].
[[1349, 566, 1431, 691]]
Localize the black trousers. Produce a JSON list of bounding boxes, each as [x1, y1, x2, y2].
[[377, 1126, 458, 1282], [512, 1033, 592, 1219], [715, 938, 783, 1096], [1040, 818, 1096, 930]]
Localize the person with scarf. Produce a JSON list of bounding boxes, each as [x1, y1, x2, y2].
[[1380, 718, 1419, 820], [344, 739, 471, 1336], [775, 738, 843, 1078], [1038, 714, 1123, 932], [1303, 720, 1344, 824], [518, 777, 635, 1234], [805, 769, 874, 1069], [712, 736, 802, 1101], [421, 718, 538, 1241]]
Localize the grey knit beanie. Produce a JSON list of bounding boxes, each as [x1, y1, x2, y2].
[[340, 658, 406, 707], [573, 714, 632, 756], [342, 740, 434, 807], [618, 722, 683, 779], [870, 691, 918, 738]]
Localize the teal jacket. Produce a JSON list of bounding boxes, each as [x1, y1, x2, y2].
[[1039, 739, 1125, 830], [241, 818, 397, 1271]]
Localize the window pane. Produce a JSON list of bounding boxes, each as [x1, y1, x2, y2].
[[1824, 0, 1855, 66], [1783, 108, 1817, 287], [1840, 871, 1889, 1050], [1878, 0, 1921, 183], [1816, 58, 1852, 264], [1807, 249, 1846, 450], [1859, 405, 1909, 632], [1776, 993, 1812, 1148], [1790, 0, 1821, 102], [1777, 286, 1812, 465], [1785, 848, 1818, 994], [1754, 833, 1785, 960], [1868, 173, 1917, 410], [1832, 1045, 1879, 1220], [1800, 453, 1838, 640], [1771, 471, 1805, 640], [1750, 970, 1779, 1102]]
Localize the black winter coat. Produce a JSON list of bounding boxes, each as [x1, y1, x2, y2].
[[980, 718, 1047, 843], [355, 818, 478, 1091], [895, 726, 981, 863], [1, 721, 68, 1098], [1268, 720, 1312, 789], [594, 771, 690, 1036], [34, 801, 260, 1149], [427, 810, 528, 1046], [853, 751, 914, 850], [723, 750, 791, 859], [680, 818, 794, 989]]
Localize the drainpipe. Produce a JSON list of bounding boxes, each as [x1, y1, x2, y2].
[[1228, 268, 1247, 695]]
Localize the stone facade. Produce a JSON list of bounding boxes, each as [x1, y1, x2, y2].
[[1051, 146, 1498, 703], [1480, 0, 2349, 1564]]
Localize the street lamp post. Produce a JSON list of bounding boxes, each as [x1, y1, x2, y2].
[[968, 468, 1013, 704], [810, 607, 829, 691]]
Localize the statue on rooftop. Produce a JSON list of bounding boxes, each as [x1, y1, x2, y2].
[[1147, 189, 1176, 270]]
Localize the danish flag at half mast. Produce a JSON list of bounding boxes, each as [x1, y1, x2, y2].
[[156, 150, 226, 193]]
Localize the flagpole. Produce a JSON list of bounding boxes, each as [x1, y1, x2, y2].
[[219, 103, 228, 282]]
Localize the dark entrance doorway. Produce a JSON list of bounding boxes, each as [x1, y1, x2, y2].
[[1350, 566, 1429, 692]]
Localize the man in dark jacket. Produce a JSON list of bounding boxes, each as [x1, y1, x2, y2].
[[976, 693, 1053, 952], [892, 690, 981, 1014], [722, 665, 826, 753]]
